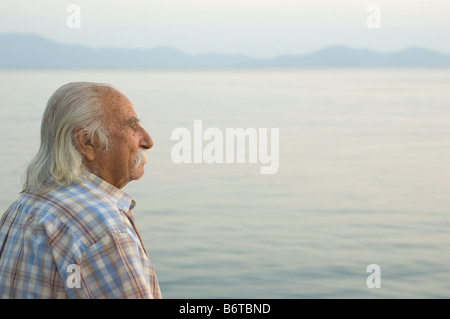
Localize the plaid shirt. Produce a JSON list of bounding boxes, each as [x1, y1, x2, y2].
[[0, 172, 162, 299]]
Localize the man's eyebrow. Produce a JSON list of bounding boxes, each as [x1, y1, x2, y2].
[[125, 116, 140, 127]]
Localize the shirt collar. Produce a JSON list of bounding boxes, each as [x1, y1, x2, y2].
[[81, 171, 136, 218]]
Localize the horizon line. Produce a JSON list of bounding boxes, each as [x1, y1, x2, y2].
[[2, 31, 449, 59]]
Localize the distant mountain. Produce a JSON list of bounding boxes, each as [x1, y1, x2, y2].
[[1, 33, 450, 68], [254, 45, 450, 68]]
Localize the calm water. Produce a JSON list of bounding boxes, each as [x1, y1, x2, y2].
[[0, 69, 449, 298]]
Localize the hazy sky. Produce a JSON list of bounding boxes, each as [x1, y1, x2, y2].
[[1, 0, 449, 57]]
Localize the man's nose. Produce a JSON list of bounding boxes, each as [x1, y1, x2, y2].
[[140, 127, 153, 150]]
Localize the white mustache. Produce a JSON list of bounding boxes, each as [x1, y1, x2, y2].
[[134, 148, 148, 168]]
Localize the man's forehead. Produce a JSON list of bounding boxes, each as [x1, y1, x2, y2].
[[100, 88, 137, 119]]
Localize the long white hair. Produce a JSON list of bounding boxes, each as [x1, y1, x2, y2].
[[22, 82, 112, 193]]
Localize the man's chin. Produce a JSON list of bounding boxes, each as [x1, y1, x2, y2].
[[132, 165, 145, 181]]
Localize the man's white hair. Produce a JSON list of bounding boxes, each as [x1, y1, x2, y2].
[[23, 82, 112, 193]]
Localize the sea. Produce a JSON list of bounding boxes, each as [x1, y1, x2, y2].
[[0, 68, 449, 298]]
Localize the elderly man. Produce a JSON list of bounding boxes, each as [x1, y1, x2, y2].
[[0, 82, 162, 298]]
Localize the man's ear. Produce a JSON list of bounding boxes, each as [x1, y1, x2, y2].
[[73, 126, 96, 162]]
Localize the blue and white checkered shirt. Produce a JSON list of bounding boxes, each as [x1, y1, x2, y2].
[[0, 171, 162, 299]]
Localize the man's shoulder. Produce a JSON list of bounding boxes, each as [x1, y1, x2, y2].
[[19, 182, 131, 245]]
